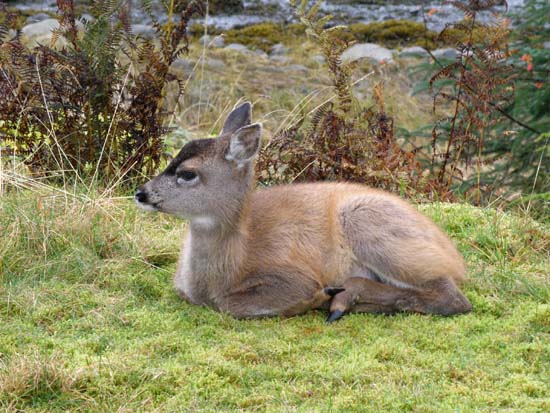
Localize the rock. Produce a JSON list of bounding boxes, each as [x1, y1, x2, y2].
[[199, 34, 224, 48], [254, 49, 268, 59], [171, 58, 195, 73], [21, 18, 86, 47], [131, 24, 157, 40], [287, 64, 308, 72], [270, 43, 289, 55], [25, 13, 51, 25], [544, 41, 550, 50], [312, 54, 325, 64], [80, 14, 94, 23], [171, 57, 226, 74], [398, 46, 429, 58], [205, 58, 226, 70], [224, 43, 253, 54], [341, 43, 394, 65], [432, 48, 458, 60], [21, 19, 59, 39], [270, 55, 292, 64]]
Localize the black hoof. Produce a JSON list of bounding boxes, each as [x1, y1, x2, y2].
[[323, 287, 345, 297], [326, 309, 345, 324]]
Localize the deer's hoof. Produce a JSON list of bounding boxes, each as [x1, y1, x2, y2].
[[326, 309, 345, 324]]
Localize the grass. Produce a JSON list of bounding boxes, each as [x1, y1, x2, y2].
[[0, 186, 548, 412]]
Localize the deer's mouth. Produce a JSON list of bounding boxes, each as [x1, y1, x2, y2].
[[134, 189, 161, 212], [136, 200, 160, 212]]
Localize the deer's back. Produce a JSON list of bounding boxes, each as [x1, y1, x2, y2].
[[245, 182, 464, 285]]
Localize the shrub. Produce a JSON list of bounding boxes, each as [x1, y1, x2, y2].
[[0, 0, 203, 185]]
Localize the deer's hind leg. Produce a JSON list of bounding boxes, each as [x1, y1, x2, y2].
[[326, 276, 472, 322], [332, 195, 472, 322]]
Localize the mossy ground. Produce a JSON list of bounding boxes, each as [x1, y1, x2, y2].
[[0, 189, 548, 412]]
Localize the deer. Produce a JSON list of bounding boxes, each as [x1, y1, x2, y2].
[[135, 102, 472, 322]]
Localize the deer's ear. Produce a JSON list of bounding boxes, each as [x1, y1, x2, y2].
[[225, 123, 262, 165], [221, 102, 251, 135]]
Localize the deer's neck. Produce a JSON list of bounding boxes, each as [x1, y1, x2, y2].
[[187, 183, 253, 286]]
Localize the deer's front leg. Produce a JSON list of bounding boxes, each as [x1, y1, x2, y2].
[[219, 273, 332, 319]]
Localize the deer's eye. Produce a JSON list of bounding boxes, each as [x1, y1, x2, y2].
[[177, 171, 198, 185]]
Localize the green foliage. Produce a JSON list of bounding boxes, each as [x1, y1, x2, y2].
[[1, 189, 548, 411], [0, 0, 203, 184]]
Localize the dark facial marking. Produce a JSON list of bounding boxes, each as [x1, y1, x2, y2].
[[163, 139, 216, 176]]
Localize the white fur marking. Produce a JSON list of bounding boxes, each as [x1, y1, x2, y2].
[[191, 216, 217, 229], [175, 232, 195, 302], [135, 200, 158, 212]]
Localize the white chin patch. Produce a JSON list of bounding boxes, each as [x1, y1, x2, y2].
[[135, 200, 158, 212]]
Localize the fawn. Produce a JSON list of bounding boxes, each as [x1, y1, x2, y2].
[[135, 102, 472, 322]]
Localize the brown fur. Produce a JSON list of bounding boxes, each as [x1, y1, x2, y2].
[[136, 102, 472, 320]]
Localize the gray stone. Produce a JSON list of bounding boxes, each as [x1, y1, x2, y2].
[[224, 43, 253, 54], [131, 24, 157, 40], [171, 58, 195, 73], [270, 43, 289, 55], [25, 13, 51, 25], [544, 41, 550, 50], [21, 19, 60, 39], [287, 64, 308, 72], [341, 43, 394, 64], [432, 48, 458, 60], [398, 46, 429, 58], [80, 14, 95, 23], [199, 34, 224, 48], [254, 49, 268, 59], [205, 58, 226, 70], [312, 54, 325, 64], [270, 55, 292, 64], [21, 18, 86, 47]]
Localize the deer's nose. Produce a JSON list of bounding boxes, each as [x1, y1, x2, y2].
[[135, 190, 148, 203]]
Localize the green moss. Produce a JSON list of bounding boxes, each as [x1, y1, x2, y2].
[[440, 21, 494, 46], [224, 22, 287, 53], [188, 22, 223, 38], [285, 22, 306, 38], [348, 20, 440, 48]]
